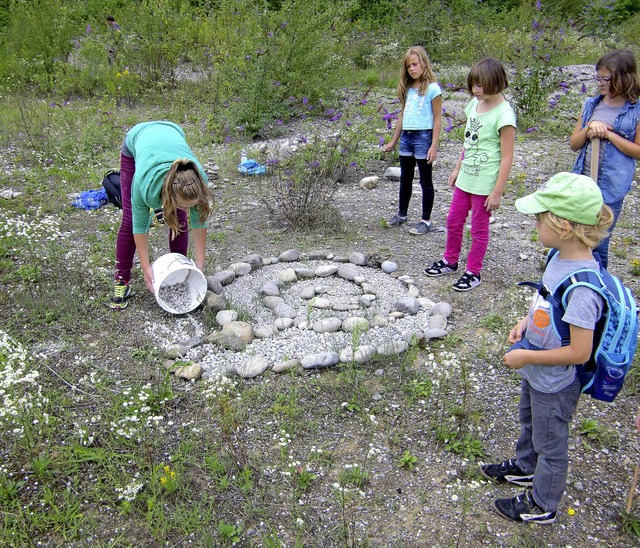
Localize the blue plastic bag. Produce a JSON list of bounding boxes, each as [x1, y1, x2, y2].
[[72, 188, 109, 210], [238, 159, 266, 175]]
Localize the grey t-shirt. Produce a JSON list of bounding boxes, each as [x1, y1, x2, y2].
[[582, 102, 622, 177], [517, 255, 604, 393]]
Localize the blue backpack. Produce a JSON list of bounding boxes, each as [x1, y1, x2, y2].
[[519, 249, 638, 402]]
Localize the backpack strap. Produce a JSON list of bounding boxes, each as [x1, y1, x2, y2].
[[519, 250, 606, 348]]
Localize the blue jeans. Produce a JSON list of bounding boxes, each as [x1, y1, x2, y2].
[[399, 129, 432, 159], [594, 198, 624, 269], [515, 377, 581, 512]]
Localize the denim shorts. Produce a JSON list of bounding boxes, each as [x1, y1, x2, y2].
[[399, 129, 432, 159]]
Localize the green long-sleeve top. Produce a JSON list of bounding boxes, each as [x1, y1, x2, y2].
[[125, 121, 208, 234]]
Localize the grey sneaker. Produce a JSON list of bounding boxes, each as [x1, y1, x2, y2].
[[387, 214, 408, 227], [409, 220, 433, 235]]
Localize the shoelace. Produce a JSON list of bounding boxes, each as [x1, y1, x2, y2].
[[113, 284, 127, 299]]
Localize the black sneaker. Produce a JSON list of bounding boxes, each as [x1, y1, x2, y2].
[[480, 459, 533, 487], [110, 280, 132, 310], [452, 271, 481, 292], [387, 214, 408, 227], [493, 491, 556, 524], [424, 259, 458, 277]]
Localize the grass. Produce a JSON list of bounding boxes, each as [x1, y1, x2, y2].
[[2, 52, 640, 547]]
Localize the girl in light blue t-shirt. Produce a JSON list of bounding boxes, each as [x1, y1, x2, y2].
[[383, 46, 442, 235]]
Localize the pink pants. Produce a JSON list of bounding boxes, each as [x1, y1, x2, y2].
[[443, 186, 491, 275], [115, 152, 188, 283]]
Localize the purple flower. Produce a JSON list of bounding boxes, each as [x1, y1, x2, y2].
[[329, 113, 342, 122], [300, 135, 307, 144], [559, 81, 568, 88], [224, 136, 232, 143], [345, 120, 352, 126], [280, 22, 288, 28], [526, 127, 538, 133], [581, 83, 587, 94], [361, 98, 368, 105], [267, 32, 273, 37], [379, 137, 385, 147], [302, 97, 309, 105], [276, 119, 283, 125], [349, 162, 357, 167], [549, 99, 557, 107], [533, 20, 539, 30], [535, 0, 541, 10], [444, 119, 454, 133], [245, 55, 251, 60], [86, 24, 91, 34], [326, 109, 335, 116]]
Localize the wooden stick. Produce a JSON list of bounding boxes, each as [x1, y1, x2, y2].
[[590, 137, 600, 182], [627, 462, 640, 512]]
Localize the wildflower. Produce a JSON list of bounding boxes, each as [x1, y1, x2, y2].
[[379, 137, 385, 147], [160, 476, 167, 484], [581, 83, 587, 94], [360, 98, 368, 105], [302, 96, 308, 105], [568, 507, 575, 516]]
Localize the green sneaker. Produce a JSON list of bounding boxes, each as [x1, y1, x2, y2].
[[109, 280, 132, 309]]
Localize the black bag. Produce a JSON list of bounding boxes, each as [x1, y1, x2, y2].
[[101, 169, 122, 209]]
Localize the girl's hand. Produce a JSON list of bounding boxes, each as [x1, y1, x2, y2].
[[142, 266, 155, 294], [447, 169, 458, 188], [426, 145, 438, 164], [484, 192, 501, 212], [383, 142, 396, 153], [587, 121, 613, 140], [503, 349, 527, 369]]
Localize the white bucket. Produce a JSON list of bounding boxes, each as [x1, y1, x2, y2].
[[151, 253, 207, 314]]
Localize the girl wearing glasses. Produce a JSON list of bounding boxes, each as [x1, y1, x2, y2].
[[569, 49, 640, 268]]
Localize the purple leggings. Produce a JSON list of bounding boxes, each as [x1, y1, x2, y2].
[[115, 152, 188, 283], [443, 186, 491, 275]]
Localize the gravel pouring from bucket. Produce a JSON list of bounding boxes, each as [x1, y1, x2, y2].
[[151, 253, 207, 314]]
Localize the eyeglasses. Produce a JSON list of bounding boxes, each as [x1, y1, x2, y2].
[[593, 75, 612, 84]]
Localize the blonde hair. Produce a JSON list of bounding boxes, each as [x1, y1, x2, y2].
[[466, 58, 508, 96], [537, 206, 614, 249], [161, 159, 212, 239], [397, 46, 437, 107]]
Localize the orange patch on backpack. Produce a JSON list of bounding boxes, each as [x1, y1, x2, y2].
[[533, 309, 550, 329]]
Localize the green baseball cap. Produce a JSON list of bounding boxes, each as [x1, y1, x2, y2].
[[515, 172, 604, 225]]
